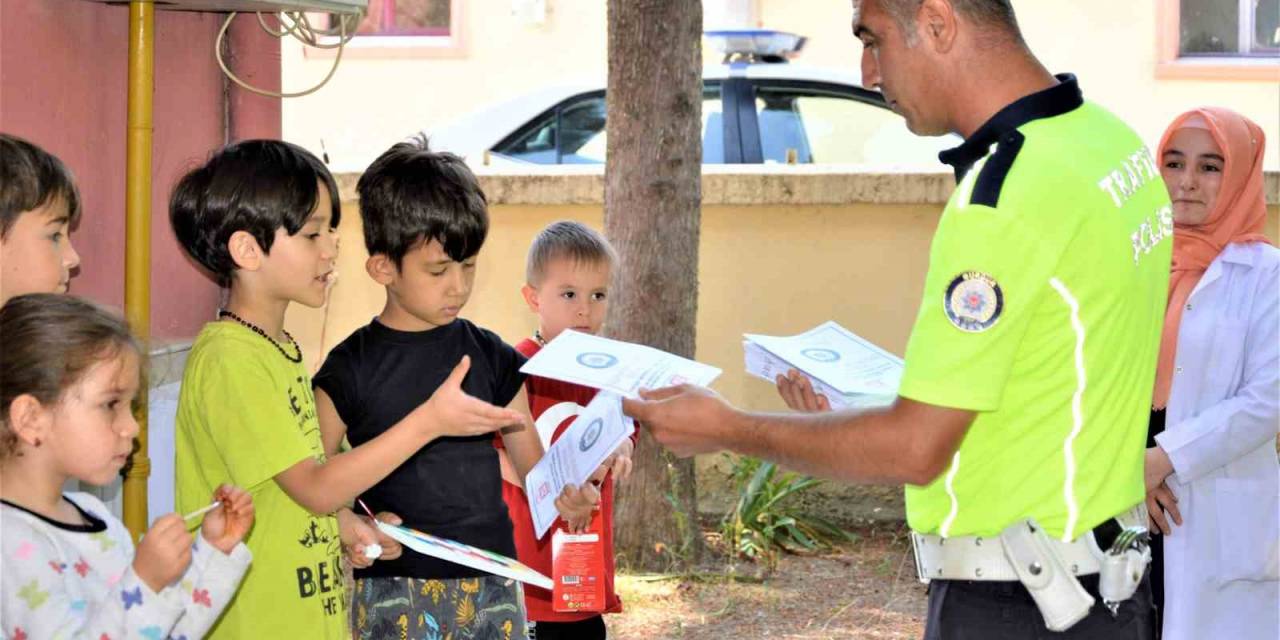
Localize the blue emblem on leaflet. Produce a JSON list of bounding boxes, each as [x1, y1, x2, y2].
[[576, 352, 618, 369], [801, 348, 841, 363], [944, 271, 1003, 332], [579, 418, 604, 451]]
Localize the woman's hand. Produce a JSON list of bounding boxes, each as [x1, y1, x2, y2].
[[1146, 480, 1183, 536], [1144, 446, 1174, 492]]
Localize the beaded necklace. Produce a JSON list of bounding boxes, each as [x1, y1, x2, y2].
[[218, 310, 302, 363]]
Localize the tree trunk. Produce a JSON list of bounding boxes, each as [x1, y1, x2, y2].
[[604, 0, 704, 572]]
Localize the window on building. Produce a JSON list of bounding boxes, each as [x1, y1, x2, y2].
[[1179, 0, 1279, 57], [333, 0, 451, 37]]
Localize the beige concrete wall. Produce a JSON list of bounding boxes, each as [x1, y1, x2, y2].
[[284, 0, 1280, 173]]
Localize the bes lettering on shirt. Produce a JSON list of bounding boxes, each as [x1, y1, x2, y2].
[[295, 517, 344, 618], [296, 553, 343, 615]]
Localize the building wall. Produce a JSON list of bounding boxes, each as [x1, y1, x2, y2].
[[282, 0, 1279, 173], [1, 0, 283, 520], [759, 1, 1280, 167], [0, 0, 282, 341], [281, 0, 609, 173]]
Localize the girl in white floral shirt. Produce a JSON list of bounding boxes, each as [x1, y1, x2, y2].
[[1, 294, 254, 640]]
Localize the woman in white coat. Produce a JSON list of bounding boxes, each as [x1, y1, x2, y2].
[[1144, 107, 1279, 640]]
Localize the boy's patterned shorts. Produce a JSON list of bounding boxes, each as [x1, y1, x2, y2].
[[352, 575, 528, 640]]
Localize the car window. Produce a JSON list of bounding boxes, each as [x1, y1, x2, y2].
[[499, 109, 561, 163], [495, 87, 724, 165], [559, 97, 607, 164], [754, 86, 945, 165]]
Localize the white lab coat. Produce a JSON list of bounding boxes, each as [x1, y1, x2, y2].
[[1155, 241, 1280, 640]]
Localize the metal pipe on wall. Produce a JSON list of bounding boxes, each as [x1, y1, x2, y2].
[[123, 0, 154, 541]]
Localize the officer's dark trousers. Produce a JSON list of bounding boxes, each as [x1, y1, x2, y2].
[[923, 573, 1153, 640]]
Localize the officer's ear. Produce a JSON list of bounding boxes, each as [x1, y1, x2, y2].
[[918, 0, 959, 53]]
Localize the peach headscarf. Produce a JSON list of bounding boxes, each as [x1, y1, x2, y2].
[[1152, 107, 1271, 410]]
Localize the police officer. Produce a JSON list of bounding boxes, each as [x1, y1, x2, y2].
[[623, 1, 1171, 638]]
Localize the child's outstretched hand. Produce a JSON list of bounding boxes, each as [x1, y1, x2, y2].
[[416, 356, 526, 438], [586, 437, 634, 489], [338, 508, 404, 569], [200, 484, 255, 554], [604, 438, 634, 483], [555, 483, 601, 534], [134, 514, 194, 592]]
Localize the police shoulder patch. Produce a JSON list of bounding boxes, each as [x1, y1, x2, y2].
[[944, 271, 1003, 332]]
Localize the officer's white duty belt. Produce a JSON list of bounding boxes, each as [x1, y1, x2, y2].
[[911, 504, 1147, 582]]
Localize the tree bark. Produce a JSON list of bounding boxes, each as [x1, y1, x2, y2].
[[604, 0, 704, 571]]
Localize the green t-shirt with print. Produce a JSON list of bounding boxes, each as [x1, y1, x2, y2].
[[900, 79, 1172, 542], [175, 322, 347, 639]]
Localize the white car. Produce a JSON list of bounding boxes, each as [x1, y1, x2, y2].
[[427, 31, 954, 168]]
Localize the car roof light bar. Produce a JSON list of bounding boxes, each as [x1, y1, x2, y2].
[[704, 29, 806, 65]]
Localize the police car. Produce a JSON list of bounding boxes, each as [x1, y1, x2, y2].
[[426, 30, 953, 167]]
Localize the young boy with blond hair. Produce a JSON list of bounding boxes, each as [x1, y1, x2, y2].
[[499, 220, 635, 640]]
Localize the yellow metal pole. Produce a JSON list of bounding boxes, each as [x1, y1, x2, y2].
[[123, 0, 154, 541]]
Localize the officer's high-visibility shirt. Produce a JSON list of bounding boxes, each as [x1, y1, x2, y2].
[[899, 75, 1172, 542]]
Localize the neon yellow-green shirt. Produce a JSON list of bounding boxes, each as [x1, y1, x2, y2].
[[900, 76, 1172, 542], [175, 322, 347, 639]]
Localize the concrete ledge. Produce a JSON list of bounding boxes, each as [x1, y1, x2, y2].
[[336, 167, 1280, 206]]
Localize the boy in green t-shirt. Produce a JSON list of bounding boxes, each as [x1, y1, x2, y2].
[[169, 140, 526, 639]]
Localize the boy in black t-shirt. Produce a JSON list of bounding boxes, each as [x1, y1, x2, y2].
[[313, 138, 598, 640]]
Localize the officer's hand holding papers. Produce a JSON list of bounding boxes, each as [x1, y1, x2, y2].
[[744, 321, 903, 412], [623, 322, 906, 459], [518, 330, 723, 531]]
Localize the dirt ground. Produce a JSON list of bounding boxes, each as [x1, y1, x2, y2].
[[608, 522, 927, 639]]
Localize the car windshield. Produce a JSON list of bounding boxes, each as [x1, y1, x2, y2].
[[491, 79, 949, 166], [497, 87, 725, 164], [753, 86, 913, 164]]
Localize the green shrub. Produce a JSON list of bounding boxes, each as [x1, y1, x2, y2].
[[720, 456, 855, 568]]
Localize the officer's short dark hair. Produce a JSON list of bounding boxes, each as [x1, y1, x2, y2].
[[356, 136, 488, 267], [0, 134, 82, 239], [867, 0, 1022, 40], [526, 221, 618, 286], [169, 139, 340, 287]]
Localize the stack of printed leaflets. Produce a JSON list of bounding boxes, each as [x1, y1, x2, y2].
[[519, 330, 723, 537], [743, 321, 903, 410], [520, 329, 722, 397], [523, 390, 634, 539]]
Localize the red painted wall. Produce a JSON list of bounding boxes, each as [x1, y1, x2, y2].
[[0, 0, 281, 341]]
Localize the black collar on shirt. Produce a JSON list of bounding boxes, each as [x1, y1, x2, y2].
[[1, 495, 108, 533], [938, 73, 1084, 181]]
